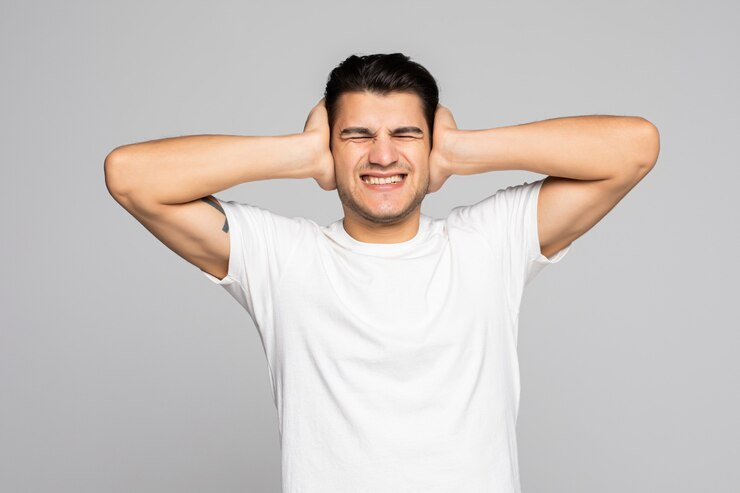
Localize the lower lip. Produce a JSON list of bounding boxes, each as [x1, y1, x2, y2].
[[361, 175, 407, 191]]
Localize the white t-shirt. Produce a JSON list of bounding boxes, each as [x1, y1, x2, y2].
[[201, 178, 571, 493]]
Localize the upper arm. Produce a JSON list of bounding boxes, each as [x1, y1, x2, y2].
[[536, 167, 651, 258], [537, 119, 660, 258], [110, 191, 232, 281]]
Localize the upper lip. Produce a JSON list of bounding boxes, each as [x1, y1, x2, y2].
[[360, 172, 408, 178]]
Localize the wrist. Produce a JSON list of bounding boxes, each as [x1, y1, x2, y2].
[[446, 128, 509, 175], [441, 129, 468, 175], [303, 130, 333, 180], [284, 132, 324, 180]]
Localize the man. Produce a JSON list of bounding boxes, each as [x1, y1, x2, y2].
[[104, 53, 659, 493]]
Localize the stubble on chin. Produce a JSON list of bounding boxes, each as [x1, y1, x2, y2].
[[336, 176, 428, 225]]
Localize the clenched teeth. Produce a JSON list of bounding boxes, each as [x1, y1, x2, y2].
[[362, 174, 405, 185]]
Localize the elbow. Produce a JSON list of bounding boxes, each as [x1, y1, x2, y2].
[[613, 118, 660, 186], [635, 118, 661, 171], [104, 148, 134, 199]]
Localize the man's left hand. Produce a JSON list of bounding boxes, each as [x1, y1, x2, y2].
[[428, 104, 459, 194]]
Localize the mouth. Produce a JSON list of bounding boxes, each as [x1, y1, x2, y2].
[[360, 173, 408, 191]]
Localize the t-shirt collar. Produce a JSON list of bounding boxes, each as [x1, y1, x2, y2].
[[328, 214, 432, 256]]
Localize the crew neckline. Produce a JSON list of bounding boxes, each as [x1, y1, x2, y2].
[[329, 214, 433, 256]]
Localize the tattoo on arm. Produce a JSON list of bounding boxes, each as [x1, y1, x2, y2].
[[200, 197, 229, 233]]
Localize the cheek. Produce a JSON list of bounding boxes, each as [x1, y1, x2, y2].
[[333, 149, 360, 170], [411, 153, 431, 175], [335, 164, 356, 185]]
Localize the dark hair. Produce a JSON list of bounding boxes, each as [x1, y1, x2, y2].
[[323, 53, 439, 141]]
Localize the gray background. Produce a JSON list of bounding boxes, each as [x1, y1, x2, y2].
[[2, 0, 738, 492]]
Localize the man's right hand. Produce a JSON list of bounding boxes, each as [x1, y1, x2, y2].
[[303, 97, 337, 191]]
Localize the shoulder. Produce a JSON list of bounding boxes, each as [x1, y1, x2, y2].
[[447, 179, 543, 226]]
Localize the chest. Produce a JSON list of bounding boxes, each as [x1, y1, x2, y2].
[[276, 235, 511, 341]]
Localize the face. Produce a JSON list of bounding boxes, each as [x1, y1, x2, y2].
[[331, 91, 431, 226]]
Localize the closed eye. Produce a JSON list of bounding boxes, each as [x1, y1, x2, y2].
[[349, 135, 417, 140]]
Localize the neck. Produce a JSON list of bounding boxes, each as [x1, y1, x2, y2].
[[342, 210, 421, 244]]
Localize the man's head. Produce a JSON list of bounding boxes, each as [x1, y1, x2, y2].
[[323, 53, 439, 228]]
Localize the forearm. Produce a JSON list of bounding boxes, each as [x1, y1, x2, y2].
[[104, 133, 318, 205], [447, 115, 659, 181]]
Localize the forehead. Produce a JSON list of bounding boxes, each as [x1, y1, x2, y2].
[[335, 91, 426, 128]]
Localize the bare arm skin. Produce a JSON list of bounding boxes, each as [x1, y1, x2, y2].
[[105, 133, 322, 205], [104, 99, 334, 280], [431, 108, 661, 258]]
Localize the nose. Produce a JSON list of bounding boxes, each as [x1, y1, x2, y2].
[[367, 134, 399, 167]]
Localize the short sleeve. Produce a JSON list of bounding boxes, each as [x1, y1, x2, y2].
[[200, 198, 307, 331], [449, 178, 572, 311]]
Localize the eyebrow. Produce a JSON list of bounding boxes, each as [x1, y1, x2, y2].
[[339, 126, 424, 137]]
